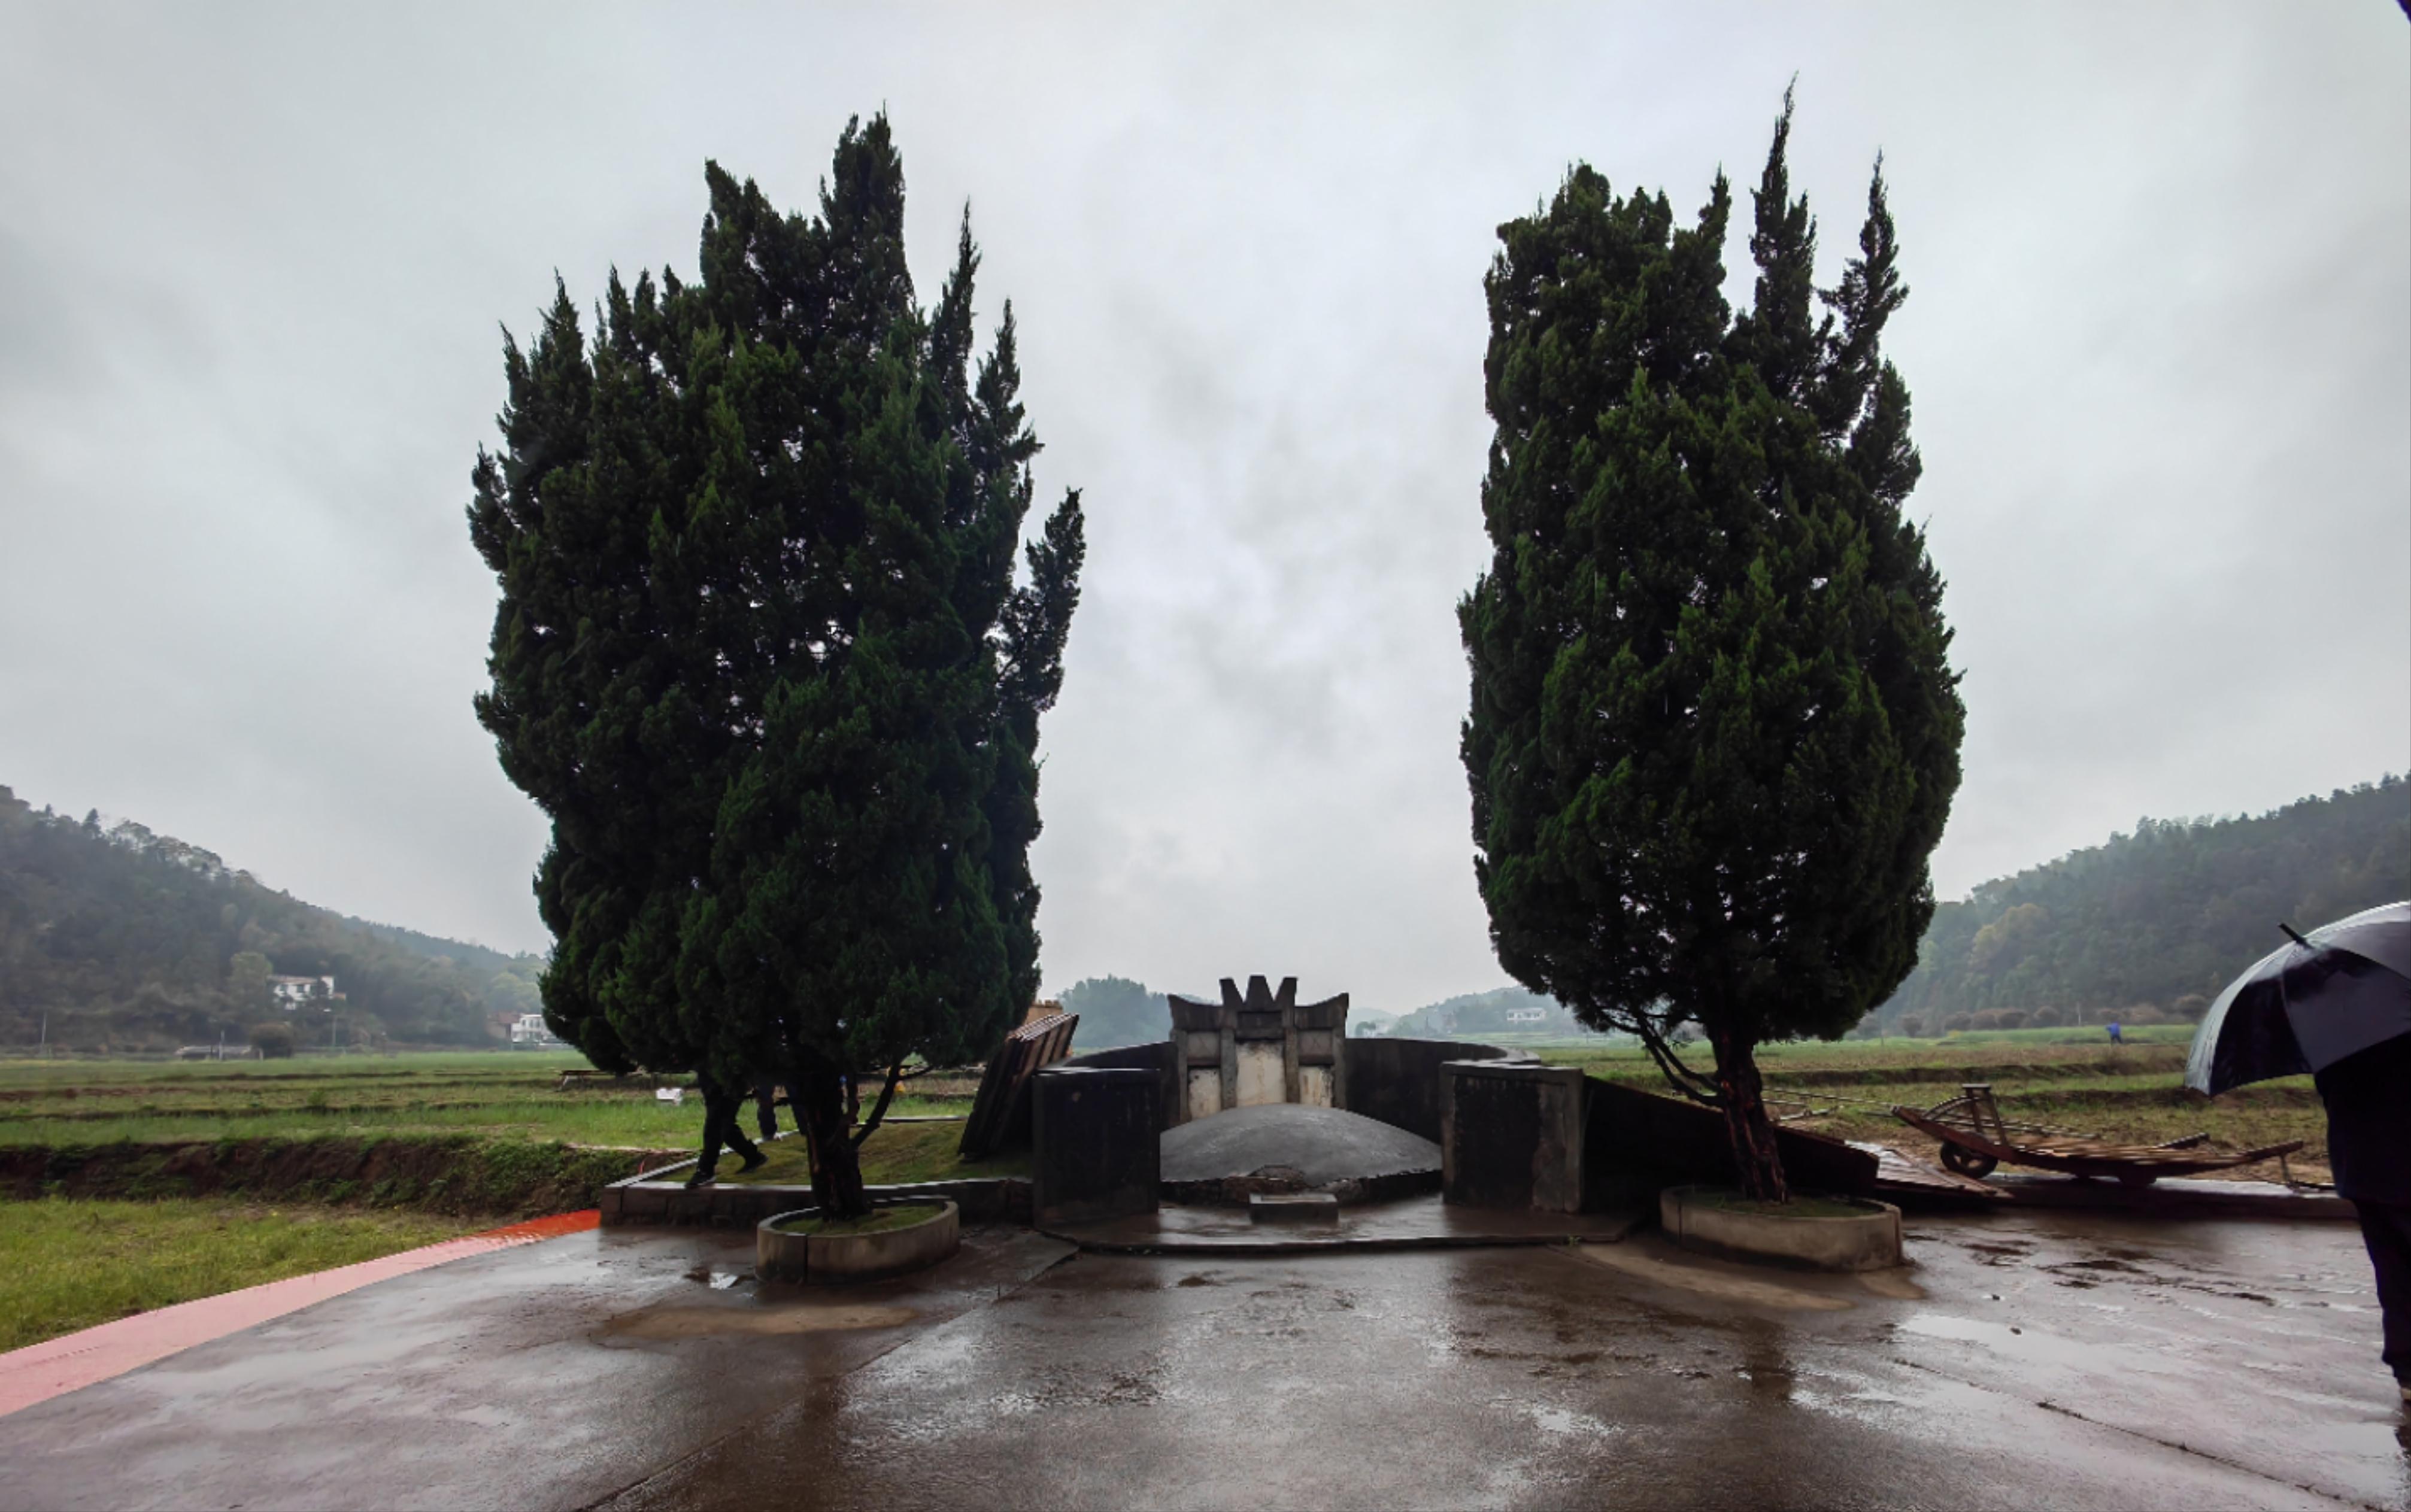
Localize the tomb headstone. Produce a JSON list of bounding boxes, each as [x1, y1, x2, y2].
[[1165, 976, 1349, 1124]]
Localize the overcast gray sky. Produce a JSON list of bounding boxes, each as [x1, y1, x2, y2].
[[2, 4, 2405, 1014]]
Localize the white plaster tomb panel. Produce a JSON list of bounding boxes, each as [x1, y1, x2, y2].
[[1235, 1042, 1285, 1107], [1299, 1065, 1333, 1108], [1187, 1069, 1223, 1121]]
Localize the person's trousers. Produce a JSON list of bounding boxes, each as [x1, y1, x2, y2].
[[695, 1086, 762, 1179], [2354, 1198, 2411, 1386], [754, 1075, 781, 1140]]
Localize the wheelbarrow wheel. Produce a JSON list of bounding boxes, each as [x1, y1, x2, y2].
[[1939, 1143, 1998, 1178]]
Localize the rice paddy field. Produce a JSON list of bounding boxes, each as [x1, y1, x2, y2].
[[0, 1028, 2324, 1186], [0, 1052, 976, 1152]]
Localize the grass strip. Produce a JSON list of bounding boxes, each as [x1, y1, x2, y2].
[[0, 1197, 475, 1353]]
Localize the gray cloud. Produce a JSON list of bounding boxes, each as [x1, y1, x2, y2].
[[2, 3, 2404, 1013]]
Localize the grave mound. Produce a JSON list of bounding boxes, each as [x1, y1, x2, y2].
[[1159, 1103, 1441, 1205]]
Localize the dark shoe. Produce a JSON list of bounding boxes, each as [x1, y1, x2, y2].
[[684, 1167, 718, 1189], [739, 1152, 768, 1174]]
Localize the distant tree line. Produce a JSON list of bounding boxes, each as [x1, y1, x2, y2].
[[0, 785, 539, 1051], [1056, 976, 1179, 1049], [1384, 986, 1586, 1039], [1875, 776, 2409, 1035]]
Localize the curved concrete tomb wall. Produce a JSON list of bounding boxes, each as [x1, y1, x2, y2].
[[1342, 1038, 1524, 1143]]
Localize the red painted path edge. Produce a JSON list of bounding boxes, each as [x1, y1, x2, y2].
[[0, 1209, 600, 1418]]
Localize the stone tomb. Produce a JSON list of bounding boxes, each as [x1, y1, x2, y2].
[[1166, 976, 1349, 1124]]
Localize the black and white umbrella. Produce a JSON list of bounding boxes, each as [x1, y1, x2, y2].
[[2184, 900, 2411, 1095]]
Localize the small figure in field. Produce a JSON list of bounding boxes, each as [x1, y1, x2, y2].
[[2106, 1020, 2124, 1046], [685, 1073, 768, 1189], [2317, 1034, 2411, 1404]]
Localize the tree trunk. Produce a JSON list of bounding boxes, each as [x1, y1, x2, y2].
[[793, 1054, 872, 1219], [1708, 1025, 1790, 1203]]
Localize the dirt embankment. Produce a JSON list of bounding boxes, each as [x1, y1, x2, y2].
[[0, 1135, 677, 1219]]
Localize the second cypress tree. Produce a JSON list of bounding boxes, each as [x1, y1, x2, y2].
[[1461, 93, 1962, 1201]]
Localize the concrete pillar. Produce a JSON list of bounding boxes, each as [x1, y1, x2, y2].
[[1439, 1060, 1586, 1213], [1032, 1067, 1161, 1225]]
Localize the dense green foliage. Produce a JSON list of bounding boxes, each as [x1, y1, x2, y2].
[[1878, 776, 2409, 1033], [0, 787, 540, 1050], [1058, 975, 1178, 1048], [469, 116, 1082, 1212], [1459, 97, 1963, 1197], [1382, 986, 1590, 1039]]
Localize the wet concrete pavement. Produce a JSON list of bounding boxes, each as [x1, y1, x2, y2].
[[1, 1212, 2404, 1510], [0, 1224, 1073, 1511], [1047, 1191, 1648, 1253]]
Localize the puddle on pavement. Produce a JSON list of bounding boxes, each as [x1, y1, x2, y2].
[[1895, 1310, 2106, 1372], [1572, 1242, 1854, 1311], [603, 1301, 919, 1339], [1855, 1268, 1926, 1301]]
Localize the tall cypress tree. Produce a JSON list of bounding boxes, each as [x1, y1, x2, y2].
[[472, 116, 1082, 1215], [1461, 92, 1962, 1201]]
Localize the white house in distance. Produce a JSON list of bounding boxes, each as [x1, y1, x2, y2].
[[269, 975, 338, 1010], [510, 1013, 566, 1048]]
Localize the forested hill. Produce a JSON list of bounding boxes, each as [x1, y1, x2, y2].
[[0, 785, 542, 1050], [1877, 776, 2409, 1033]]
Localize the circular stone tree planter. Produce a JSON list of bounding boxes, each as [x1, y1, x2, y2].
[[757, 1200, 960, 1286], [1659, 1185, 1903, 1273]]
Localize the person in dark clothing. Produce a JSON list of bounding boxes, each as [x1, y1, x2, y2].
[[753, 1073, 783, 1141], [2313, 1032, 2411, 1402], [686, 1074, 767, 1189]]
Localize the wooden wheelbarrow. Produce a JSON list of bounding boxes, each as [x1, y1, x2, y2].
[[1893, 1083, 2303, 1186]]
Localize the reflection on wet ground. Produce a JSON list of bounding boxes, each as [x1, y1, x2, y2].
[[608, 1212, 2406, 1512], [0, 1212, 2401, 1511]]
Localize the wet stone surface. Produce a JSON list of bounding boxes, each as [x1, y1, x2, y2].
[[1, 1213, 2404, 1511]]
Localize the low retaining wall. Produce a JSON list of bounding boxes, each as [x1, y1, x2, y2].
[[1583, 1079, 1879, 1207], [757, 1199, 962, 1285], [601, 1173, 1030, 1228], [1660, 1185, 1904, 1272]]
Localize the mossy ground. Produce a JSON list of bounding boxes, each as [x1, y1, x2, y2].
[[766, 1201, 948, 1237]]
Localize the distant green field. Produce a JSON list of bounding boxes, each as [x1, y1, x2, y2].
[[0, 1053, 972, 1150]]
